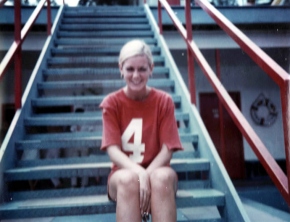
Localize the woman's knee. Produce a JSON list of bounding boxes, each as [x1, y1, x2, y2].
[[113, 170, 139, 193], [120, 170, 138, 186], [150, 167, 177, 191], [109, 170, 139, 201]]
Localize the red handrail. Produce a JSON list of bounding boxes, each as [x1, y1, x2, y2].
[[156, 0, 290, 205], [185, 0, 196, 104], [0, 0, 52, 109]]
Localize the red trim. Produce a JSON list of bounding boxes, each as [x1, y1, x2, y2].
[[14, 0, 22, 109], [47, 0, 52, 36], [158, 1, 163, 34], [215, 49, 226, 166], [167, 0, 180, 5], [187, 48, 196, 104], [281, 79, 290, 203], [185, 0, 196, 104]]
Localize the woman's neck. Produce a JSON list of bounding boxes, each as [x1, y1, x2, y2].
[[123, 86, 151, 101]]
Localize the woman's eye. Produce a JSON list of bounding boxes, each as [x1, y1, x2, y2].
[[139, 67, 147, 72], [126, 67, 134, 72]]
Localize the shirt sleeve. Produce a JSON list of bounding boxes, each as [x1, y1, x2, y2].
[[100, 96, 122, 151], [159, 95, 183, 152]]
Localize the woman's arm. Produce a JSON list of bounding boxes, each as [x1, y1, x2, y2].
[[146, 143, 173, 175], [107, 145, 145, 174], [107, 145, 151, 215]]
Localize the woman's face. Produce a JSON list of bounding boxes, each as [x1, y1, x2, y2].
[[120, 55, 153, 97]]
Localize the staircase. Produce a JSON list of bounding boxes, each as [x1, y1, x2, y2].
[[0, 5, 249, 221]]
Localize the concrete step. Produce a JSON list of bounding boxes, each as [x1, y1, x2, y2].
[[59, 24, 151, 31], [37, 79, 173, 90], [8, 180, 211, 201], [54, 37, 156, 47], [0, 188, 224, 220], [63, 8, 145, 18], [5, 158, 210, 182], [61, 17, 148, 24], [50, 45, 160, 56], [24, 111, 189, 127], [0, 211, 224, 222], [31, 94, 182, 109], [46, 55, 163, 66], [57, 30, 154, 38], [43, 67, 168, 81]]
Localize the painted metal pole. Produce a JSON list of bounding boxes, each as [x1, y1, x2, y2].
[[0, 0, 8, 7], [14, 0, 22, 109], [281, 78, 290, 203], [47, 0, 52, 35], [185, 0, 196, 104], [215, 49, 226, 166], [158, 1, 163, 34]]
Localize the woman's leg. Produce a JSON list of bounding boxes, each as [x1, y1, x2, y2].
[[150, 167, 178, 222], [109, 169, 142, 222]]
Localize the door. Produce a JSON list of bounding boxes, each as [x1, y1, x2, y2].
[[199, 92, 245, 179]]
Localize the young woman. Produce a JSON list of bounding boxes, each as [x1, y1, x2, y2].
[[100, 39, 183, 222]]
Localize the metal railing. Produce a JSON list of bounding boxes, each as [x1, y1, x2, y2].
[[0, 0, 55, 109], [156, 0, 290, 205]]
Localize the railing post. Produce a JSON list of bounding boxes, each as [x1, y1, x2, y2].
[[14, 0, 22, 109], [215, 49, 227, 166], [47, 0, 51, 35], [281, 78, 290, 203], [158, 0, 163, 34], [0, 0, 8, 7], [185, 0, 196, 104]]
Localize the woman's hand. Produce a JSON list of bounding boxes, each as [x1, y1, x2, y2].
[[107, 146, 151, 214], [138, 170, 151, 216]]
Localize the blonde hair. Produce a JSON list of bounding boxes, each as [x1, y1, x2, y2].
[[119, 39, 153, 68]]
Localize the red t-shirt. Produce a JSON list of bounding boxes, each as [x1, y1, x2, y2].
[[100, 88, 183, 171]]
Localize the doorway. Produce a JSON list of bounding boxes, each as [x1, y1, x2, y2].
[[199, 92, 245, 179]]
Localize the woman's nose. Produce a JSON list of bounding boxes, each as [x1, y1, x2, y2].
[[132, 70, 139, 78]]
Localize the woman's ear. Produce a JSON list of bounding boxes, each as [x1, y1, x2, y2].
[[119, 64, 123, 78], [150, 64, 154, 76]]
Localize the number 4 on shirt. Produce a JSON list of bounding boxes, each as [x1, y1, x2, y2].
[[121, 118, 145, 163]]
